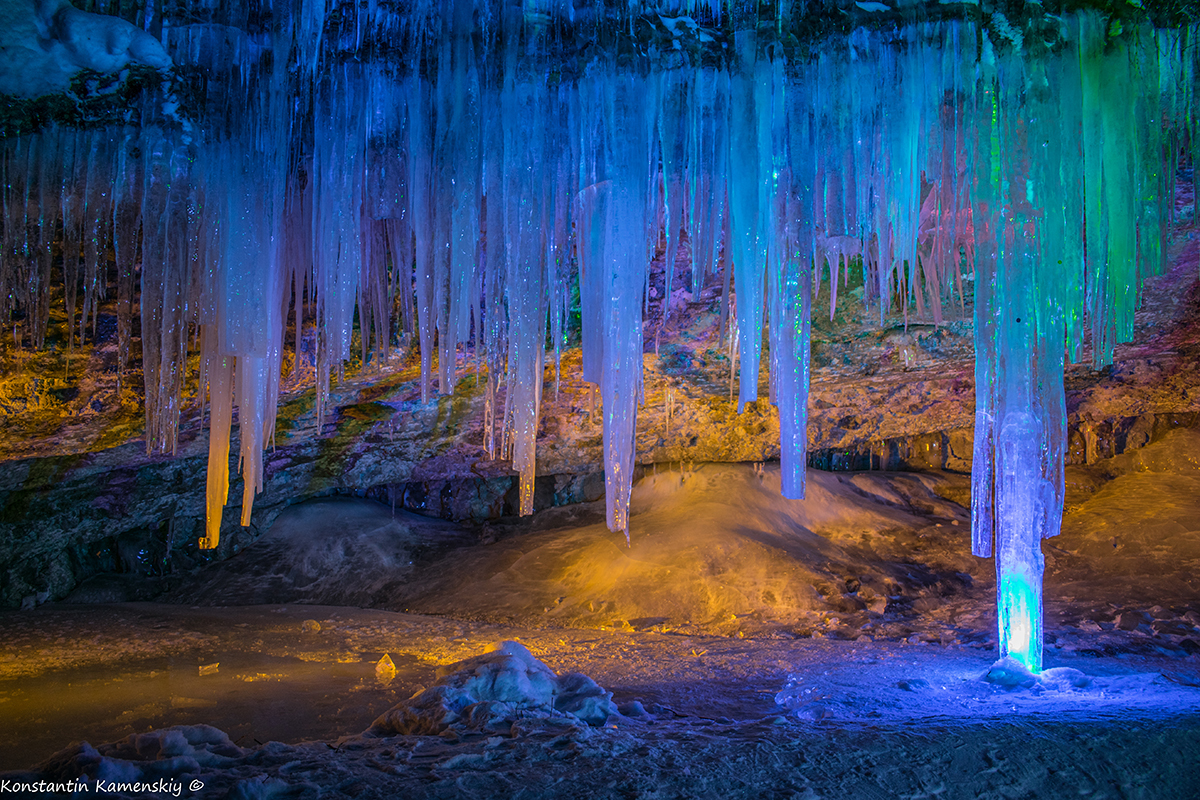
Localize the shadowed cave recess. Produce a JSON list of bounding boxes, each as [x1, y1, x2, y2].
[[4, 0, 1200, 797]]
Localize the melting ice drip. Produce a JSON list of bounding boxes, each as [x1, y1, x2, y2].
[[0, 4, 1186, 663]]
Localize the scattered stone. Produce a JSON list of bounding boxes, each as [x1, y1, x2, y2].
[[1116, 611, 1150, 631]]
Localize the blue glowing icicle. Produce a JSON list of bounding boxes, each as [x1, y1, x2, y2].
[[502, 78, 549, 517], [312, 64, 367, 419], [771, 58, 813, 500], [727, 29, 770, 411], [970, 36, 1056, 673]]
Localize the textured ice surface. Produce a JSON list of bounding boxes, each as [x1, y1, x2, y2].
[[368, 641, 616, 736], [4, 610, 1199, 798]]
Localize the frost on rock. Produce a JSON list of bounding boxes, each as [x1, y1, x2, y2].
[[367, 641, 617, 736]]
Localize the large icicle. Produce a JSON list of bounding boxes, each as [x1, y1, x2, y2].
[[772, 59, 813, 500], [580, 68, 653, 540], [727, 30, 770, 411], [969, 16, 1173, 671]]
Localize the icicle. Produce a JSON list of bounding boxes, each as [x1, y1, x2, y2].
[[658, 67, 692, 322], [691, 67, 729, 298], [583, 69, 653, 542], [727, 30, 770, 412], [202, 347, 234, 549], [771, 55, 813, 500], [313, 63, 367, 420], [499, 34, 552, 516]]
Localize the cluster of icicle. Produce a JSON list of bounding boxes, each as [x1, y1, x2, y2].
[[0, 3, 1187, 572]]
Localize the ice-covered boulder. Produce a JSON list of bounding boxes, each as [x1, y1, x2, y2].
[[0, 0, 171, 97], [368, 641, 617, 736], [27, 724, 244, 787]]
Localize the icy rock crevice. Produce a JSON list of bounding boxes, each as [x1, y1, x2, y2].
[[367, 641, 617, 736]]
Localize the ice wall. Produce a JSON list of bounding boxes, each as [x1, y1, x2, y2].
[[0, 3, 1187, 658]]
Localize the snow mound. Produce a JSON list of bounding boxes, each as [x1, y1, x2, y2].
[[367, 641, 617, 736], [28, 725, 243, 788], [167, 497, 471, 606], [393, 463, 975, 635]]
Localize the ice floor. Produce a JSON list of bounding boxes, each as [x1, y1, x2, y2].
[[2, 604, 1200, 798], [3, 431, 1200, 797]]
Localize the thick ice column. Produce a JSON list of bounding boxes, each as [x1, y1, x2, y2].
[[970, 41, 1061, 673], [772, 60, 813, 500]]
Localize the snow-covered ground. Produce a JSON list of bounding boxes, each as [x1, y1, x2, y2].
[[3, 432, 1200, 797]]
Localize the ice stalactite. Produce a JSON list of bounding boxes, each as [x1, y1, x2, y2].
[[727, 30, 770, 412], [658, 67, 691, 321], [689, 66, 728, 299], [313, 64, 367, 423], [501, 72, 552, 517], [969, 15, 1172, 672], [772, 61, 814, 501], [575, 69, 653, 541]]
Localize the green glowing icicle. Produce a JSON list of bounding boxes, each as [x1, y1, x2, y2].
[[970, 14, 1175, 671]]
